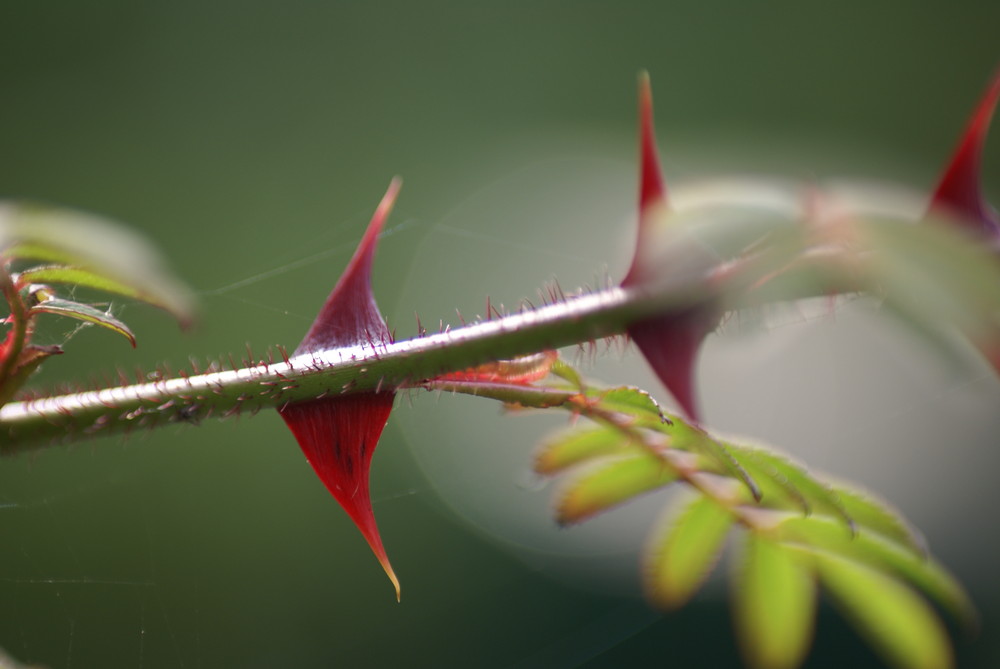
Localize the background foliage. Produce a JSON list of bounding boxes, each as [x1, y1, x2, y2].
[[1, 2, 999, 667]]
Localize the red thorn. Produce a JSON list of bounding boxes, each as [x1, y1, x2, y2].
[[620, 73, 712, 422], [638, 72, 667, 218], [278, 394, 400, 599], [930, 69, 1000, 239], [628, 311, 715, 422], [279, 179, 403, 599], [296, 178, 400, 354], [623, 71, 669, 287]]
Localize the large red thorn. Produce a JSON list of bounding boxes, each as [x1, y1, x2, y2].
[[280, 394, 399, 599], [279, 179, 402, 600], [296, 178, 401, 354], [623, 71, 669, 287], [929, 70, 1000, 240], [621, 73, 714, 422]]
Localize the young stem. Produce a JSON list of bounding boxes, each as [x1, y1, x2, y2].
[[0, 272, 29, 392]]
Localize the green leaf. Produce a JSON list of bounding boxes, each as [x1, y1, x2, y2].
[[549, 358, 585, 390], [597, 386, 668, 423], [535, 427, 639, 475], [729, 445, 854, 528], [734, 533, 816, 669], [16, 265, 159, 305], [646, 493, 734, 609], [811, 549, 953, 669], [0, 203, 196, 326], [30, 298, 136, 347], [557, 453, 679, 525], [723, 447, 811, 514], [576, 385, 671, 431], [828, 484, 924, 554], [672, 425, 762, 502], [775, 515, 974, 627], [1, 241, 77, 265]]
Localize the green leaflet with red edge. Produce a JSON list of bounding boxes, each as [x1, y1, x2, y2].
[[811, 550, 953, 669], [646, 493, 734, 610], [556, 453, 679, 525], [774, 514, 974, 628], [277, 179, 403, 600], [734, 534, 817, 669], [535, 427, 635, 476]]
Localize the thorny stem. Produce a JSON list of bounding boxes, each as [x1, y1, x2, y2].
[[0, 240, 863, 453], [0, 284, 676, 451]]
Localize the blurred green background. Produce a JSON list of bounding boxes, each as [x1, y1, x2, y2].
[[2, 2, 1000, 667]]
